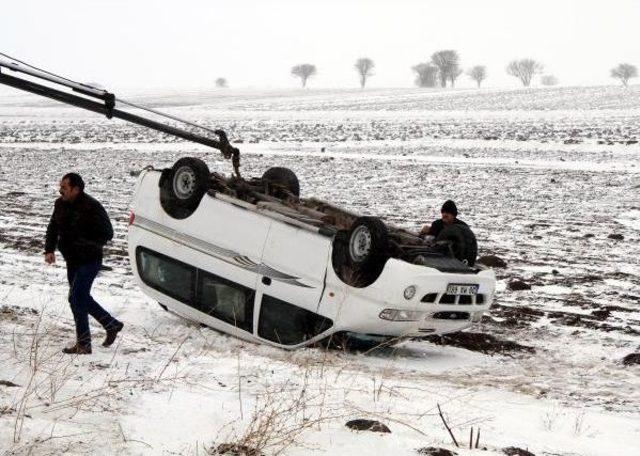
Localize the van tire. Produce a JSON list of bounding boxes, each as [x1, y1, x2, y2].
[[348, 217, 389, 266], [262, 167, 300, 197], [160, 157, 210, 219], [332, 230, 380, 288], [331, 217, 389, 287]]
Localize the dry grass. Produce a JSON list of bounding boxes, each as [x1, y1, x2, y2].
[[212, 354, 348, 456]]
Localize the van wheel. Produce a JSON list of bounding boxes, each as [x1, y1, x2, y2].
[[331, 217, 388, 287], [436, 224, 477, 265], [160, 157, 210, 219], [262, 167, 300, 197], [348, 217, 389, 267]]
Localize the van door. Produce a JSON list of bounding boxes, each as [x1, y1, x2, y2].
[[256, 223, 331, 313]]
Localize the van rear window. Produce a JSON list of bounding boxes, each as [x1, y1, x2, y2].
[[258, 295, 332, 345], [136, 247, 255, 333], [137, 248, 195, 303]]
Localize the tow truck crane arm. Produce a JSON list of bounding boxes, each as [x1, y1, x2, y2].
[[0, 56, 241, 176]]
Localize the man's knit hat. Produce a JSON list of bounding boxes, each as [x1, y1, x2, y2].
[[441, 200, 458, 217]]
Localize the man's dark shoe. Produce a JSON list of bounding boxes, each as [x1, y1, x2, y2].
[[103, 321, 124, 347], [62, 344, 92, 355]]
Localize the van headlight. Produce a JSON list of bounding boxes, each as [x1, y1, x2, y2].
[[403, 285, 417, 300], [379, 309, 426, 322]]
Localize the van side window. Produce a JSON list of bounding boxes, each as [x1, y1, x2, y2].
[[198, 271, 255, 332], [258, 295, 332, 345], [137, 247, 195, 303]]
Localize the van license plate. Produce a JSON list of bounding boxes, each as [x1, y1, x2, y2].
[[446, 284, 478, 295]]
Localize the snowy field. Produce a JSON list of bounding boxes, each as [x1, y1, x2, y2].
[[0, 86, 639, 456]]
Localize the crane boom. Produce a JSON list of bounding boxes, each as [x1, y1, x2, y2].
[[0, 56, 241, 175]]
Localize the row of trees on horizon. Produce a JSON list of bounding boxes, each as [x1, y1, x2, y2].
[[214, 51, 638, 89]]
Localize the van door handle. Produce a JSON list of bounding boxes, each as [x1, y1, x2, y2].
[[262, 276, 272, 286]]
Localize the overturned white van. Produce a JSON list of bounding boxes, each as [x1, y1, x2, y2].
[[0, 57, 496, 349], [128, 158, 496, 349]]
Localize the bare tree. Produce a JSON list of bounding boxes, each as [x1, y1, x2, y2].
[[354, 58, 375, 88], [449, 67, 463, 88], [412, 63, 438, 88], [215, 77, 228, 88], [611, 63, 638, 87], [291, 64, 317, 88], [541, 75, 558, 86], [467, 65, 487, 88], [506, 59, 543, 86], [431, 50, 460, 88]]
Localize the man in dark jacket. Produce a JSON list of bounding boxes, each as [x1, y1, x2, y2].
[[419, 199, 478, 265], [420, 199, 468, 238], [45, 173, 123, 354]]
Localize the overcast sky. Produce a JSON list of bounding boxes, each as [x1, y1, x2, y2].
[[2, 0, 639, 90]]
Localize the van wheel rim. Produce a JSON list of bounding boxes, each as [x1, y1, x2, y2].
[[349, 226, 372, 262], [173, 166, 197, 199]]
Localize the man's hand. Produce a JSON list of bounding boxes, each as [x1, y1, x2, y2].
[[422, 235, 436, 245], [44, 252, 56, 264]]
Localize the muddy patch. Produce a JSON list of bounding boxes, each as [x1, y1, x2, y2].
[[425, 332, 535, 355], [622, 353, 640, 365], [484, 304, 544, 329], [0, 305, 39, 321], [547, 310, 640, 335], [345, 419, 391, 433]]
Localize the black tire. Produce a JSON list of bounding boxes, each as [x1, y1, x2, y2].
[[436, 224, 477, 265], [347, 217, 389, 267], [331, 217, 389, 287], [331, 229, 350, 281], [160, 157, 210, 219], [262, 167, 300, 197]]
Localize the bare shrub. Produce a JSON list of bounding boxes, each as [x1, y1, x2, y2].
[[611, 63, 638, 87], [467, 65, 487, 88], [213, 367, 340, 455], [354, 58, 375, 88], [412, 62, 439, 88], [291, 64, 317, 88], [507, 59, 543, 86], [215, 78, 228, 88], [541, 405, 560, 431], [573, 410, 588, 436], [9, 308, 82, 443], [431, 50, 461, 87]]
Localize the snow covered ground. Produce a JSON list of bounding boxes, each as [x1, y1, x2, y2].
[[0, 86, 639, 455]]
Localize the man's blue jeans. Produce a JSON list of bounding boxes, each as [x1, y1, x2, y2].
[[67, 260, 119, 349]]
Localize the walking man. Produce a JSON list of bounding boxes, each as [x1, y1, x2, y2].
[[45, 173, 123, 354]]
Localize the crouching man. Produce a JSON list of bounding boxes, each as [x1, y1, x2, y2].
[[44, 173, 123, 354], [419, 199, 468, 239], [419, 199, 477, 266]]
